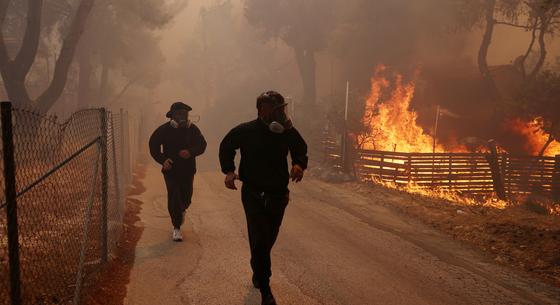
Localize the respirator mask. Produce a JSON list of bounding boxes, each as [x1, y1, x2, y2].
[[266, 104, 293, 134], [170, 110, 192, 129]]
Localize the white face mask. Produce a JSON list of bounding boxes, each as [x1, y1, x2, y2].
[[269, 121, 285, 134], [170, 119, 191, 129], [170, 109, 191, 128], [265, 105, 293, 134]]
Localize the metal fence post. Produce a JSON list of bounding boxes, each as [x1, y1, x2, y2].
[[99, 109, 109, 262], [125, 111, 131, 182], [110, 113, 121, 225], [553, 155, 560, 202], [119, 109, 126, 190], [1, 101, 22, 305]]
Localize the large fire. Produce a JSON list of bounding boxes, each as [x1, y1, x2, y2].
[[356, 65, 559, 212], [358, 65, 559, 157], [358, 65, 461, 153]]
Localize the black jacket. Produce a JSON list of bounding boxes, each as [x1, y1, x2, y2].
[[149, 122, 207, 178], [219, 119, 308, 192]]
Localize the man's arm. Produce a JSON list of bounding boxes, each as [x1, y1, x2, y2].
[[219, 125, 244, 190], [149, 126, 167, 164], [288, 127, 308, 170], [219, 125, 242, 174], [188, 124, 208, 157], [287, 127, 308, 182]]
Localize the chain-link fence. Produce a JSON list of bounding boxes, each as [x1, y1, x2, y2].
[[0, 102, 144, 305]]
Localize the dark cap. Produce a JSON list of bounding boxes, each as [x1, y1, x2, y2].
[[166, 102, 192, 118], [256, 91, 288, 109]]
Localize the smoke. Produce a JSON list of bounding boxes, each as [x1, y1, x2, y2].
[[7, 0, 556, 155]]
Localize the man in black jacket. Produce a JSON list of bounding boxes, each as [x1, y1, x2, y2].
[[219, 91, 308, 305], [149, 102, 207, 242]]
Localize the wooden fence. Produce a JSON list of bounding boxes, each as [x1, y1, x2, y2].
[[322, 135, 560, 201], [355, 150, 495, 195]]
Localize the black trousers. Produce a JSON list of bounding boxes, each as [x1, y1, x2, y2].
[[241, 184, 289, 288], [164, 174, 194, 229]]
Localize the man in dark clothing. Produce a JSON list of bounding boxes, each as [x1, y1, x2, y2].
[[219, 91, 308, 305], [149, 102, 207, 241]]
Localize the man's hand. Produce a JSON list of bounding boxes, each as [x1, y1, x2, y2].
[[224, 172, 239, 190], [290, 164, 304, 182], [162, 158, 173, 171], [179, 149, 192, 159]]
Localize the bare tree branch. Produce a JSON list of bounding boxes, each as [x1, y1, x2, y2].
[[494, 20, 534, 29], [0, 0, 9, 25], [108, 76, 140, 106], [539, 134, 555, 156], [478, 0, 499, 91], [38, 0, 95, 113], [529, 14, 549, 79], [13, 0, 43, 78], [519, 17, 539, 77], [0, 0, 12, 68]]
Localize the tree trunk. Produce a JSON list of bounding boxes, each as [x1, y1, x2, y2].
[[0, 0, 95, 113], [528, 15, 548, 80], [0, 0, 43, 107], [519, 17, 539, 78], [294, 47, 317, 108], [478, 0, 495, 80], [37, 0, 95, 113], [0, 66, 32, 107], [539, 134, 555, 156]]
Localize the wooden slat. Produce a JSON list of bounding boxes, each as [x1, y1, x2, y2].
[[345, 148, 558, 198]]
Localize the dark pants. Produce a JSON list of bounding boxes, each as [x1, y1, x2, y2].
[[164, 174, 194, 229], [241, 184, 289, 288]]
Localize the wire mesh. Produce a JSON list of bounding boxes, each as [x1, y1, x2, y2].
[[0, 113, 8, 305], [0, 106, 140, 304], [0, 208, 8, 305]]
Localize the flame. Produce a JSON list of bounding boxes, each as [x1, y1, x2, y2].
[[355, 65, 558, 209], [358, 65, 461, 153], [358, 65, 558, 157], [368, 176, 509, 210], [507, 118, 560, 157]]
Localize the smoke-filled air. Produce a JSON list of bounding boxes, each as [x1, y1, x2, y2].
[[1, 1, 560, 304]]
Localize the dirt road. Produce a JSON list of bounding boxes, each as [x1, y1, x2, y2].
[[124, 164, 560, 305]]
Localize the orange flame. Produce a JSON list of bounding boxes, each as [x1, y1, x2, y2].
[[359, 65, 446, 153], [507, 118, 560, 157], [356, 66, 557, 210]]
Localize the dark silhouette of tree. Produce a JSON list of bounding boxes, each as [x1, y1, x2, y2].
[[458, 0, 560, 84], [75, 0, 180, 108], [245, 0, 334, 110], [0, 0, 95, 112], [516, 70, 560, 155]]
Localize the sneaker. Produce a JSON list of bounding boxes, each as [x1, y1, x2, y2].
[[172, 228, 183, 242]]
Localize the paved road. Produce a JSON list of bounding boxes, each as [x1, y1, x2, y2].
[[124, 164, 560, 305]]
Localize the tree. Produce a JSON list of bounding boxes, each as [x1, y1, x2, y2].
[[458, 0, 560, 84], [0, 0, 95, 113], [177, 1, 295, 136], [516, 70, 560, 155], [245, 0, 334, 110], [74, 0, 180, 108]]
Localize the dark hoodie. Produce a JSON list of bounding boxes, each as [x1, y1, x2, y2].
[[219, 119, 308, 192], [149, 122, 207, 179]]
